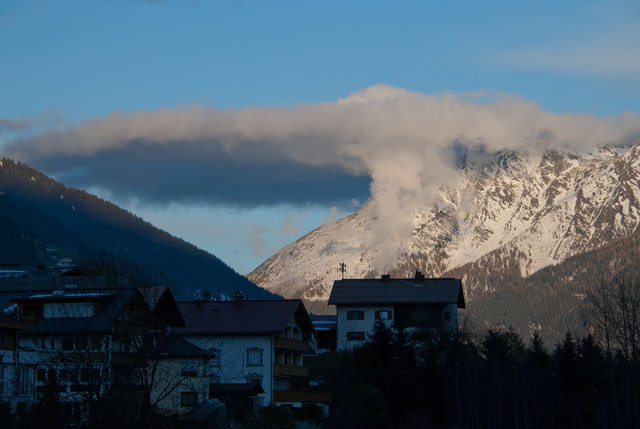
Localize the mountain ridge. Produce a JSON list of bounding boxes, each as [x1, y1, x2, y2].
[[0, 158, 278, 301], [249, 141, 640, 337]]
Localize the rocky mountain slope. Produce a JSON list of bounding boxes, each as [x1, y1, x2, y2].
[[249, 142, 640, 317]]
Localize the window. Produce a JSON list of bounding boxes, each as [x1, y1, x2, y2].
[[43, 302, 95, 318], [443, 311, 451, 322], [208, 348, 220, 368], [18, 366, 32, 395], [61, 337, 74, 351], [75, 336, 88, 351], [346, 310, 365, 320], [90, 336, 103, 351], [80, 368, 100, 384], [247, 347, 263, 367], [181, 361, 199, 377], [0, 365, 6, 396], [0, 330, 6, 348], [347, 331, 365, 341], [246, 373, 263, 386], [181, 391, 198, 407], [47, 368, 57, 384], [36, 368, 47, 382], [60, 369, 77, 383], [112, 366, 135, 386], [375, 310, 393, 321]]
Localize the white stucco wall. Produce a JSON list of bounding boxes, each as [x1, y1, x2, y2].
[[150, 357, 210, 413], [336, 306, 394, 351], [336, 303, 460, 350], [182, 335, 274, 405]]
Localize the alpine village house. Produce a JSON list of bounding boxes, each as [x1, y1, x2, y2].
[[329, 271, 465, 351], [0, 266, 464, 422], [0, 273, 330, 422]]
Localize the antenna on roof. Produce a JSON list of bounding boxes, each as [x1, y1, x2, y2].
[[338, 261, 346, 280]]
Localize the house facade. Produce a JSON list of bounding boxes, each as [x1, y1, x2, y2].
[[175, 294, 331, 409], [329, 272, 465, 350], [0, 314, 26, 409], [4, 285, 213, 419]]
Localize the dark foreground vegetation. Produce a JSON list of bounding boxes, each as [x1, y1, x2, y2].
[[318, 322, 640, 429]]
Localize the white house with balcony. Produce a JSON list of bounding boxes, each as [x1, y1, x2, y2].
[[329, 272, 465, 350], [174, 293, 331, 409]]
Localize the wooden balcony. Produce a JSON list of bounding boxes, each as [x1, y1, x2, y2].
[[273, 390, 332, 404], [273, 337, 309, 352], [273, 364, 308, 378]]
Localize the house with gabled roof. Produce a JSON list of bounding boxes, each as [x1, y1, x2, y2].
[[174, 292, 331, 409], [9, 285, 213, 420], [329, 271, 465, 350]]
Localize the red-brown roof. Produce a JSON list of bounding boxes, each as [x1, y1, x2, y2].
[[174, 299, 313, 336]]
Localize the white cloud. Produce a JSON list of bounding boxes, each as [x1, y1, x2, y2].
[[324, 206, 346, 224], [282, 210, 308, 235], [4, 85, 640, 270], [496, 19, 640, 80], [246, 225, 269, 258]]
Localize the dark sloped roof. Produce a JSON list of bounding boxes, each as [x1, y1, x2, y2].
[[137, 286, 185, 328], [19, 288, 142, 335], [328, 277, 465, 308], [23, 316, 114, 334], [174, 300, 310, 336], [144, 335, 214, 359]]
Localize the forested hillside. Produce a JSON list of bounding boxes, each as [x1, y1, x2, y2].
[[0, 158, 278, 300], [442, 229, 640, 343]]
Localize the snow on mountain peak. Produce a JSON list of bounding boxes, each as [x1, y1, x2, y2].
[[249, 142, 640, 303]]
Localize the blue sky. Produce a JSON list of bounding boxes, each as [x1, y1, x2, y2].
[[1, 0, 639, 274]]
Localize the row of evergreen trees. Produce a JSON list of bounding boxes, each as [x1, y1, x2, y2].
[[319, 323, 640, 429]]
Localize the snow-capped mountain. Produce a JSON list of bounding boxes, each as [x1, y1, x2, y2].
[[248, 142, 640, 304]]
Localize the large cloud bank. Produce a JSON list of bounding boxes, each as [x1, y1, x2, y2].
[[3, 85, 640, 264]]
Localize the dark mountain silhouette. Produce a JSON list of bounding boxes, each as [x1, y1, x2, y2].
[[0, 158, 279, 300]]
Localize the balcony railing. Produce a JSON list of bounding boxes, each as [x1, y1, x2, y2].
[[273, 337, 309, 352], [273, 364, 308, 378], [273, 390, 332, 404]]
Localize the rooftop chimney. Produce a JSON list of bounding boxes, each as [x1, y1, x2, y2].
[[415, 271, 425, 281], [381, 274, 391, 282], [233, 291, 244, 306]]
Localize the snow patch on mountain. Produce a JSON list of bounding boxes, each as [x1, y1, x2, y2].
[[248, 142, 640, 302]]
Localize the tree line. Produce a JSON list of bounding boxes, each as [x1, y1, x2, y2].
[[319, 323, 640, 429], [319, 276, 640, 429]]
